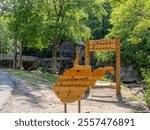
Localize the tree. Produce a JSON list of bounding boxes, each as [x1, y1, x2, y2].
[[0, 17, 12, 54], [42, 0, 105, 73], [87, 1, 112, 39], [0, 0, 12, 54], [1, 0, 43, 69], [0, 0, 106, 72], [107, 0, 150, 70]]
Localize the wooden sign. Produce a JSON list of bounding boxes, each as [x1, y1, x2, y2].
[[88, 39, 116, 51], [86, 38, 121, 95], [52, 53, 114, 103]]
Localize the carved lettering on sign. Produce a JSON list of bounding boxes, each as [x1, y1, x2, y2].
[[89, 39, 116, 51]]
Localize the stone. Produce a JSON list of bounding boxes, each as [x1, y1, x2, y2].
[[121, 65, 140, 83], [131, 87, 144, 93], [126, 101, 145, 109], [137, 92, 144, 100], [127, 83, 148, 89]]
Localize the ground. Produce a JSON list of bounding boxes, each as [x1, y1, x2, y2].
[[0, 69, 148, 113]]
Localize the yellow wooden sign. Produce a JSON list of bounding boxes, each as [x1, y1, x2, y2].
[[52, 53, 114, 103], [53, 38, 120, 105], [86, 38, 121, 95], [88, 39, 116, 51]]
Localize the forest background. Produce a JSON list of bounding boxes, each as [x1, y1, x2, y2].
[[0, 0, 150, 106]]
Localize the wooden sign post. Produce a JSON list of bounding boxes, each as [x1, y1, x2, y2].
[[53, 55, 115, 112], [87, 38, 121, 95], [52, 38, 120, 113]]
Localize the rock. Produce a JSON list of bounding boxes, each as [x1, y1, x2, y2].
[[127, 83, 148, 89], [137, 92, 145, 99], [141, 84, 148, 89], [130, 87, 145, 100], [121, 65, 140, 83], [126, 101, 145, 109], [127, 83, 140, 88], [131, 87, 144, 94]]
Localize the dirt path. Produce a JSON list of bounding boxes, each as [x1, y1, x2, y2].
[[0, 70, 14, 110], [0, 73, 139, 113]]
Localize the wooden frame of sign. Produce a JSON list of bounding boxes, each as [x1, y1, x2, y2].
[[86, 38, 121, 95]]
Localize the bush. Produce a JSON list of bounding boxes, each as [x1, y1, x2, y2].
[[141, 68, 150, 107]]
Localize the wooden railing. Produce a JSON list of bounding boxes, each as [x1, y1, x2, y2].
[[0, 54, 39, 61], [0, 54, 73, 61], [0, 54, 74, 71]]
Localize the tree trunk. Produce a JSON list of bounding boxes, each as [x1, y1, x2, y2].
[[13, 37, 17, 70], [0, 42, 1, 53], [52, 41, 59, 74], [17, 44, 23, 69]]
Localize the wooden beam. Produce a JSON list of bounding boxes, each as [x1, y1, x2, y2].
[[116, 38, 121, 95], [64, 103, 67, 113], [85, 40, 90, 65], [78, 101, 81, 113]]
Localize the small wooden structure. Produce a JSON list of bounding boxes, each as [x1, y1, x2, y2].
[[39, 41, 84, 73], [87, 38, 121, 95]]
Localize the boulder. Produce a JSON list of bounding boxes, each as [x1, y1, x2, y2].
[[127, 83, 148, 89], [121, 65, 139, 83], [126, 101, 145, 110]]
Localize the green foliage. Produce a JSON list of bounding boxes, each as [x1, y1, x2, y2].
[[108, 0, 150, 44], [86, 1, 112, 40], [0, 0, 106, 54], [95, 51, 114, 66], [141, 69, 150, 107], [144, 89, 150, 107], [108, 0, 146, 39], [92, 2, 113, 66], [108, 1, 150, 108], [100, 75, 113, 82], [0, 17, 12, 53], [9, 0, 43, 46], [41, 0, 106, 44], [107, 0, 150, 70], [141, 69, 150, 87]]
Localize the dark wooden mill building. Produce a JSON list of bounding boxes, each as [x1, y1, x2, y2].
[[41, 41, 85, 73]]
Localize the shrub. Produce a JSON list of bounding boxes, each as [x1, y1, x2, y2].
[[141, 68, 150, 107]]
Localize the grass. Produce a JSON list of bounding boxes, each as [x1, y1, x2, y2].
[[129, 95, 141, 102], [100, 75, 113, 82], [141, 68, 150, 108], [3, 69, 58, 87]]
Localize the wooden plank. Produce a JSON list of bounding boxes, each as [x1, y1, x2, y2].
[[53, 86, 88, 93], [55, 81, 97, 85], [71, 65, 91, 70], [55, 93, 83, 99], [85, 41, 90, 65], [58, 76, 100, 81], [89, 46, 116, 51], [91, 85, 116, 89], [62, 69, 107, 77], [89, 39, 116, 51], [89, 39, 116, 45], [116, 38, 121, 95]]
